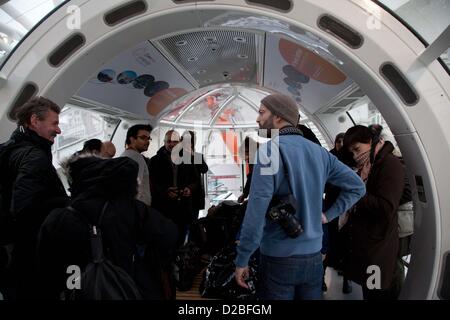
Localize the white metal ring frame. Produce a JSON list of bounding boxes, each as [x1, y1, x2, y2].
[[0, 0, 449, 299]]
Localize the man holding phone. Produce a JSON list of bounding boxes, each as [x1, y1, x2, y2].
[[150, 130, 198, 246]]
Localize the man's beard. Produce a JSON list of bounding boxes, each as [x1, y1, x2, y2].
[[258, 115, 275, 138]]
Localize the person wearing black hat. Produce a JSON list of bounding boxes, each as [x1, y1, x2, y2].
[[234, 93, 366, 300]]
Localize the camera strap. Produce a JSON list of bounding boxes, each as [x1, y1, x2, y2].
[[278, 126, 302, 190], [277, 127, 302, 207], [278, 148, 295, 203]]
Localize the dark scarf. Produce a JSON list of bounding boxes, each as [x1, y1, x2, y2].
[[279, 126, 303, 136]]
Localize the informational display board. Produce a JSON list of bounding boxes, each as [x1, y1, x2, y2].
[[76, 41, 195, 119]]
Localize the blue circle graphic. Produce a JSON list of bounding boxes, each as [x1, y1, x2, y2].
[[97, 69, 116, 82], [117, 70, 138, 84], [132, 74, 155, 89], [144, 81, 170, 97]]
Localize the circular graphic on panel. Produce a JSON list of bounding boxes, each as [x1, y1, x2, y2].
[[132, 74, 155, 89], [287, 86, 301, 96], [144, 81, 170, 97], [117, 71, 138, 84], [279, 38, 347, 85], [283, 77, 304, 89], [282, 65, 310, 84], [146, 88, 188, 116], [97, 69, 116, 82]]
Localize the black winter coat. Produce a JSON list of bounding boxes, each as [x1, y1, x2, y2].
[[323, 147, 349, 269], [149, 146, 199, 224], [0, 128, 68, 238], [37, 157, 178, 299], [298, 124, 321, 146], [346, 141, 405, 290], [0, 128, 68, 299], [192, 152, 208, 213]]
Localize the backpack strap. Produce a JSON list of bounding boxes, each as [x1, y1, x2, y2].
[[91, 202, 109, 263], [96, 202, 109, 229], [67, 202, 109, 263], [67, 201, 108, 228]]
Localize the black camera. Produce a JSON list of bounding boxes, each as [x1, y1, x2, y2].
[[266, 197, 303, 238]]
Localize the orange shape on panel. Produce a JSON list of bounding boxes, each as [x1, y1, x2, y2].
[[278, 38, 346, 85], [146, 88, 188, 116], [207, 95, 217, 109], [221, 130, 239, 164], [216, 108, 236, 125]]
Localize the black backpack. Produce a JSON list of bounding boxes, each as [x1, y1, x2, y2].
[[62, 202, 143, 300]]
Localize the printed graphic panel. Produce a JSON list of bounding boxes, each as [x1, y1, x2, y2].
[[76, 41, 195, 119]]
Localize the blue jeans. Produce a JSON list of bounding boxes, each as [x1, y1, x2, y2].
[[258, 252, 323, 300]]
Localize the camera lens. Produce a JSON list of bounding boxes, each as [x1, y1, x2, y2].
[[269, 209, 279, 220], [279, 212, 303, 238]]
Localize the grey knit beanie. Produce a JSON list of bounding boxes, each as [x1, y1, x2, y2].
[[261, 93, 300, 127]]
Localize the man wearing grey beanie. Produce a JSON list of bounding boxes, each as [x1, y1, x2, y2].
[[259, 93, 300, 129], [235, 93, 366, 300]]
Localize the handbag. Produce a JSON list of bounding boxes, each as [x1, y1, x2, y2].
[[398, 201, 414, 238]]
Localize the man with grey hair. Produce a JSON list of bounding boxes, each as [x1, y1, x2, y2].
[[0, 96, 68, 299], [234, 93, 365, 300]]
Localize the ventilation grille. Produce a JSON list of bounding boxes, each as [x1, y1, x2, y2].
[[380, 63, 419, 106], [318, 15, 363, 49], [104, 0, 147, 26], [157, 30, 259, 87], [246, 0, 292, 12], [48, 33, 85, 67]]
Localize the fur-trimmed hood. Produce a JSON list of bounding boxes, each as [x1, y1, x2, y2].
[[63, 154, 139, 199]]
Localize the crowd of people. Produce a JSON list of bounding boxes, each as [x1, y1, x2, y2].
[[0, 93, 412, 300]]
